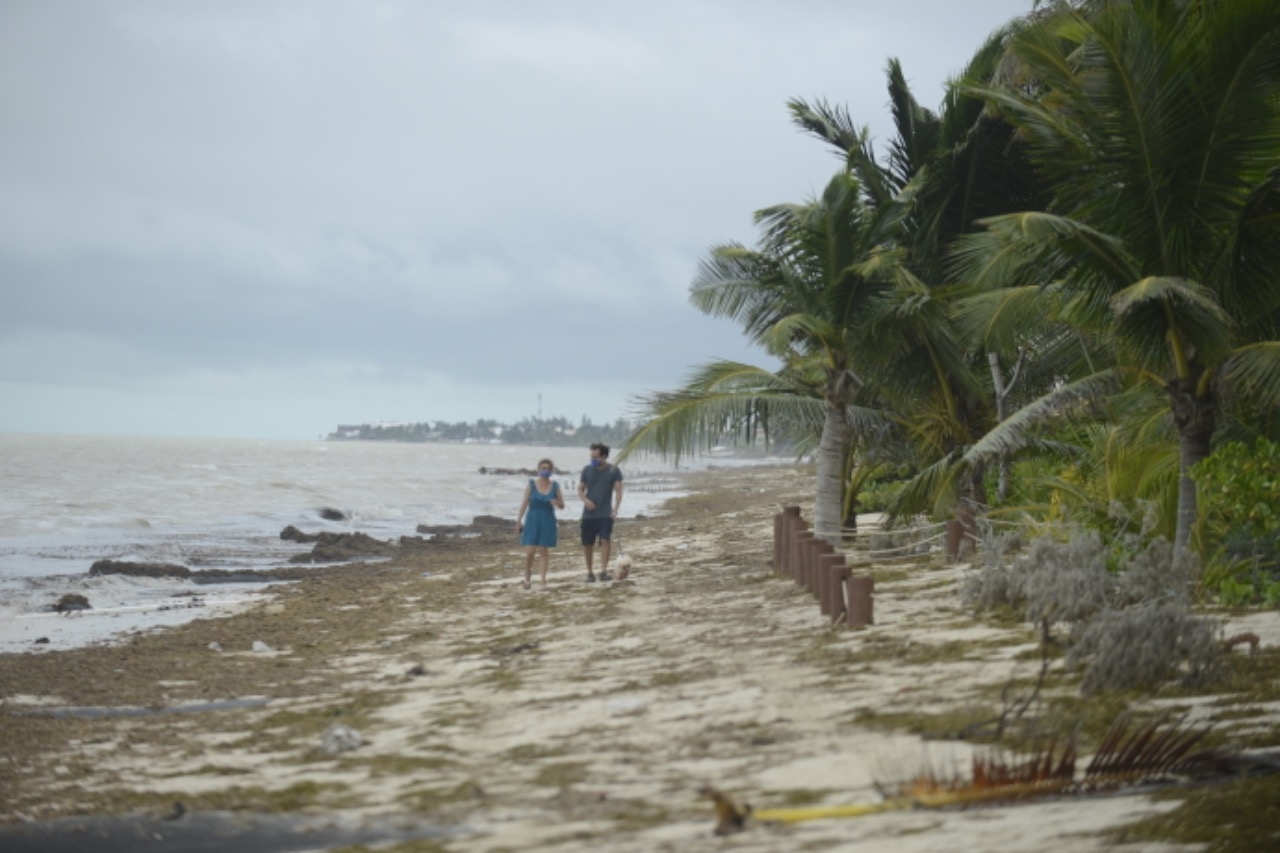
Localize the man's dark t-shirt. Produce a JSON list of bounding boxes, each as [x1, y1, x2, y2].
[[580, 464, 623, 519]]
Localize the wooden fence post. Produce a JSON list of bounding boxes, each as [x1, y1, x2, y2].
[[846, 575, 874, 629], [792, 530, 813, 588], [818, 552, 843, 617], [775, 506, 801, 575], [945, 503, 977, 562], [807, 539, 832, 601]]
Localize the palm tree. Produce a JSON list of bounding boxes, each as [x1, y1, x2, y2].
[[951, 0, 1280, 550], [633, 170, 911, 542], [790, 46, 1051, 526]]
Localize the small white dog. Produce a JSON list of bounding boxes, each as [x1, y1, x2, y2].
[[614, 553, 633, 580]]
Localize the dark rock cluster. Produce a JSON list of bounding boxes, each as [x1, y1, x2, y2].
[[52, 593, 91, 613], [279, 515, 517, 563], [89, 560, 191, 579]]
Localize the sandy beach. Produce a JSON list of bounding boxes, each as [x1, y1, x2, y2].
[[2, 464, 1278, 851]]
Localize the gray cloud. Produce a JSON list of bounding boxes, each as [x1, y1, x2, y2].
[[0, 0, 1034, 438]]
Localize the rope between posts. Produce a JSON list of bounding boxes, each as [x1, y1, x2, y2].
[[848, 530, 948, 558], [836, 519, 949, 536], [979, 516, 1039, 528]]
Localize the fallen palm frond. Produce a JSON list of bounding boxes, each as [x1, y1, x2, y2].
[[716, 717, 1264, 832], [892, 734, 1078, 808], [1077, 716, 1227, 789]]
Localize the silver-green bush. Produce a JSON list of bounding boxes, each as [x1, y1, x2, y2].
[[964, 516, 1220, 694]]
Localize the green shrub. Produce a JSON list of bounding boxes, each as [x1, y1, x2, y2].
[[1191, 438, 1280, 605]]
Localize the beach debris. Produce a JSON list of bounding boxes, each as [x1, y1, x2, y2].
[[162, 801, 186, 821], [495, 642, 539, 657], [251, 640, 274, 653], [730, 718, 1257, 830], [607, 698, 648, 716], [880, 716, 1233, 810], [698, 786, 751, 836], [1222, 632, 1260, 654], [320, 723, 364, 756], [406, 664, 428, 677], [52, 593, 91, 613], [208, 641, 224, 652]]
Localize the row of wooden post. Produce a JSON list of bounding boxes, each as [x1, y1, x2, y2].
[[773, 506, 873, 629]]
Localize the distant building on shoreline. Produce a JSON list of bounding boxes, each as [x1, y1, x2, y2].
[[326, 416, 630, 447]]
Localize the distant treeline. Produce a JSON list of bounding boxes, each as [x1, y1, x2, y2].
[[328, 415, 635, 447]]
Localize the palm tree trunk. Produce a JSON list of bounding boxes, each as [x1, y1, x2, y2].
[[1169, 377, 1215, 553], [988, 352, 1010, 503], [988, 350, 1027, 504], [814, 403, 848, 545]]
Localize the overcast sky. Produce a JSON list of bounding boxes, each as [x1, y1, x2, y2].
[[1, 0, 1033, 440]]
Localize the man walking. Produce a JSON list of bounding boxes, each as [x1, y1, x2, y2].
[[578, 442, 624, 582]]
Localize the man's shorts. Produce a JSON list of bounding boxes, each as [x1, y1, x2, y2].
[[581, 517, 614, 546]]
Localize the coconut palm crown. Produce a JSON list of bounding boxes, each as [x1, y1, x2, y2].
[[949, 0, 1280, 550]]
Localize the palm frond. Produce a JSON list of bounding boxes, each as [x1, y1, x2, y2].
[[1223, 342, 1280, 412], [1110, 276, 1232, 371], [621, 361, 822, 464], [951, 285, 1053, 354], [884, 58, 940, 192], [962, 370, 1122, 469], [785, 97, 864, 160], [883, 449, 969, 520], [1221, 166, 1280, 330]]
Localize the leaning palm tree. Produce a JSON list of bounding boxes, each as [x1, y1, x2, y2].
[[950, 0, 1280, 550], [624, 170, 913, 542], [791, 45, 1051, 525]]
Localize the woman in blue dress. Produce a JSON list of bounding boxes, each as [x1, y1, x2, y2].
[[515, 458, 565, 589]]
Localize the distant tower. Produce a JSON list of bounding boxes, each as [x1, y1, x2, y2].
[[538, 392, 542, 420]]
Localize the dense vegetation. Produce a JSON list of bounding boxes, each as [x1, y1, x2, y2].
[[622, 0, 1280, 603]]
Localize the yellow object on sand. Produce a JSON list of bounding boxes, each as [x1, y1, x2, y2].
[[752, 798, 910, 824]]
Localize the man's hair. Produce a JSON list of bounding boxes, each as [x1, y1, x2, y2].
[[590, 442, 610, 458]]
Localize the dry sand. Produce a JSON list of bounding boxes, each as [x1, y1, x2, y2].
[[2, 464, 1278, 851]]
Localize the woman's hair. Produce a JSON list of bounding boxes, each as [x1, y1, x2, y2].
[[537, 458, 554, 470]]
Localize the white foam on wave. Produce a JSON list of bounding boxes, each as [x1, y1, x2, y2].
[[0, 570, 278, 653]]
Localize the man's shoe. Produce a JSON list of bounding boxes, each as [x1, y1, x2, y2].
[[586, 573, 597, 583], [598, 571, 612, 582]]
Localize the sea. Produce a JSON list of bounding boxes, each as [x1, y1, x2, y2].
[[0, 433, 777, 652]]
